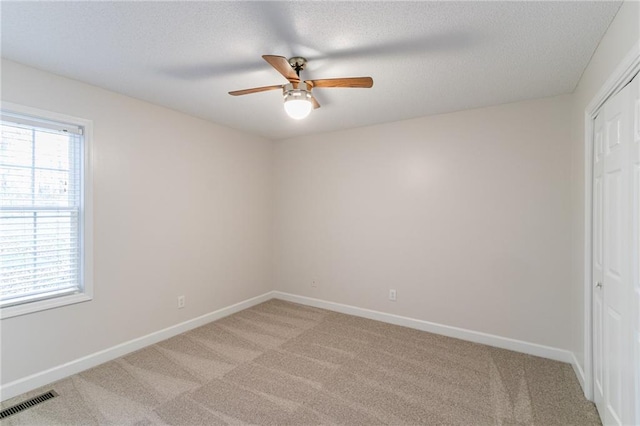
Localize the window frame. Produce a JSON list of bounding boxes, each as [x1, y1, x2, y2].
[[0, 102, 93, 319]]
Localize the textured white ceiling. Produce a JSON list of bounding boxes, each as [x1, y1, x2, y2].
[[1, 1, 621, 140]]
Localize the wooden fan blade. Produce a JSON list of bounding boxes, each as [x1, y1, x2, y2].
[[305, 77, 373, 88], [228, 85, 283, 96], [262, 55, 300, 83], [311, 96, 321, 109]]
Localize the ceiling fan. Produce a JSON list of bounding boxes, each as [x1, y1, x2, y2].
[[229, 55, 374, 120]]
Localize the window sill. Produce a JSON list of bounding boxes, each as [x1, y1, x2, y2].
[[0, 293, 92, 319]]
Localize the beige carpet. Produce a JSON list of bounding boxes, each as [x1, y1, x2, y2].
[[1, 299, 600, 425]]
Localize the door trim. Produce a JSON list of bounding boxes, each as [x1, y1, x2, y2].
[[583, 40, 640, 401]]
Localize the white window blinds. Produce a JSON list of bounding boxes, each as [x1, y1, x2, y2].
[[1, 112, 84, 308]]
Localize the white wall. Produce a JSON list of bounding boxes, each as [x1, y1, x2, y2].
[[274, 95, 574, 349], [568, 1, 639, 374], [0, 59, 273, 385]]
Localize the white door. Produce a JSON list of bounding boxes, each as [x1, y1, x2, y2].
[[592, 77, 635, 426], [593, 107, 605, 415], [632, 75, 640, 425]]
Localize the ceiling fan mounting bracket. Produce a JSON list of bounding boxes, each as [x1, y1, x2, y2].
[[288, 57, 307, 75]]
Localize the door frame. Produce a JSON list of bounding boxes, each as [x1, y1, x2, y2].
[[583, 41, 640, 402]]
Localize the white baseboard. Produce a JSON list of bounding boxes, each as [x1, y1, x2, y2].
[[571, 352, 588, 397], [0, 291, 275, 402], [273, 291, 575, 364], [2, 290, 584, 403]]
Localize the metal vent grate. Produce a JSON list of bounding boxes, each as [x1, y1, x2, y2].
[[0, 391, 58, 419]]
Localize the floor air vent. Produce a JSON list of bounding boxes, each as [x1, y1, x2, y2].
[[0, 391, 58, 419]]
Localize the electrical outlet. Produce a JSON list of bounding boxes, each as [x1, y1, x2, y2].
[[311, 279, 318, 288], [389, 289, 397, 301], [177, 295, 185, 309]]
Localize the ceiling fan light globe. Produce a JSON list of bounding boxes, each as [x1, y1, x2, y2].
[[284, 98, 312, 120]]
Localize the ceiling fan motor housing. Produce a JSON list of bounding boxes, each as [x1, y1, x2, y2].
[[282, 83, 312, 100]]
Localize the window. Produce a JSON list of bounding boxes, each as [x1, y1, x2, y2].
[[1, 103, 92, 319]]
